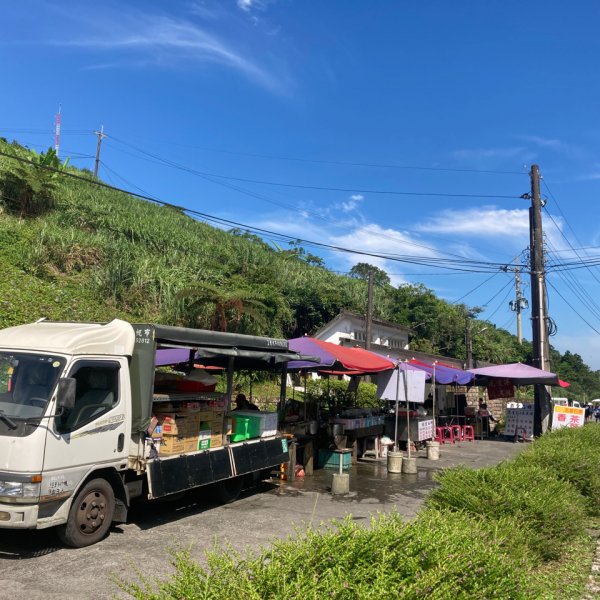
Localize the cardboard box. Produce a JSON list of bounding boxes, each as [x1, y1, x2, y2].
[[196, 429, 211, 450], [157, 413, 186, 436], [161, 435, 186, 455], [210, 434, 223, 448]]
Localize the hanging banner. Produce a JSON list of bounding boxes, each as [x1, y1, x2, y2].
[[487, 377, 515, 400], [377, 369, 427, 403], [552, 405, 585, 429]]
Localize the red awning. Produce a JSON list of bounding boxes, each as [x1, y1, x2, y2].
[[287, 337, 395, 373]]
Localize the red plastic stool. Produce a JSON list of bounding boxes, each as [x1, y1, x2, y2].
[[442, 426, 455, 444], [435, 427, 446, 444], [463, 425, 475, 442], [450, 424, 463, 442]]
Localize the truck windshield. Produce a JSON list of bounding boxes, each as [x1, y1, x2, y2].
[[0, 353, 65, 421]]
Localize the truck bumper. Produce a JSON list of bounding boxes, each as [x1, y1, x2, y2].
[[0, 502, 39, 529]]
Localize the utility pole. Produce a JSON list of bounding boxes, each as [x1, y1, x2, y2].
[[529, 164, 552, 435], [93, 125, 106, 178], [515, 257, 522, 343], [365, 270, 374, 351], [465, 316, 473, 369], [509, 256, 528, 344]]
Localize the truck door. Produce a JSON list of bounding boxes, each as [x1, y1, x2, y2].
[[42, 358, 130, 495]]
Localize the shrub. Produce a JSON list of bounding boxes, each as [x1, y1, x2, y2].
[[513, 424, 600, 515], [116, 511, 534, 599], [427, 461, 588, 562]]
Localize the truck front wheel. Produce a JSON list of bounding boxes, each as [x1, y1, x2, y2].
[[57, 478, 115, 548]]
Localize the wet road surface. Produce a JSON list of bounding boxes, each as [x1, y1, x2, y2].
[[0, 438, 524, 599]]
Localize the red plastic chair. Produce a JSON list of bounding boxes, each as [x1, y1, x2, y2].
[[441, 426, 455, 444], [450, 424, 463, 442], [435, 427, 445, 444], [463, 425, 475, 442]]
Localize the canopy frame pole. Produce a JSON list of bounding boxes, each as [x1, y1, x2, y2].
[[226, 356, 235, 411], [432, 361, 437, 431], [404, 360, 411, 459], [393, 365, 401, 452]]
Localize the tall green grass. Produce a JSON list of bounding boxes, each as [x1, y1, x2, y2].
[[117, 425, 600, 599]]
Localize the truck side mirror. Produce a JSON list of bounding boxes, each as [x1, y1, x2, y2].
[[56, 377, 76, 412]]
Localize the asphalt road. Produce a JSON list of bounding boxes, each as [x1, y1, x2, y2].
[[0, 439, 524, 599]]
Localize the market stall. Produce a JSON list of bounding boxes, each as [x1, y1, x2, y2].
[[286, 337, 395, 468]]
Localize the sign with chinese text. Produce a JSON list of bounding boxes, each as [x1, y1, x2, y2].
[[504, 406, 534, 439], [551, 405, 585, 429]]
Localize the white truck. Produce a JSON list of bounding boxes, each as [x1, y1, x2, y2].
[[0, 319, 300, 547]]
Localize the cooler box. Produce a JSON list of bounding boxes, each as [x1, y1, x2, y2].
[[231, 411, 278, 439], [231, 416, 251, 442], [318, 450, 351, 470]]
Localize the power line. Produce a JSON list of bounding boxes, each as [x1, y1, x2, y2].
[[546, 279, 600, 336], [107, 135, 522, 200], [0, 149, 511, 273], [451, 271, 501, 304], [0, 127, 526, 175], [105, 137, 520, 264], [484, 283, 515, 321]]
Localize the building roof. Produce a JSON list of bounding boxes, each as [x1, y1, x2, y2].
[[313, 310, 413, 337]]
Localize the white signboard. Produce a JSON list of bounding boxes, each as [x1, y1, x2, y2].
[[377, 369, 426, 403], [551, 405, 585, 429], [504, 406, 535, 439], [418, 419, 434, 441]]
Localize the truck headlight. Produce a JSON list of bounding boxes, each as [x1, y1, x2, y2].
[[0, 480, 41, 501]]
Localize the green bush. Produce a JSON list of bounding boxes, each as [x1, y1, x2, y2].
[[117, 511, 534, 600], [427, 462, 588, 562], [513, 424, 600, 515], [304, 378, 380, 410]]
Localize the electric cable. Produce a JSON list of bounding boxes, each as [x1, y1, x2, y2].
[[0, 149, 513, 272], [546, 280, 600, 336], [107, 135, 523, 200]]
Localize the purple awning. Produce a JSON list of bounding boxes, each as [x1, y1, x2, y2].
[[409, 359, 474, 385], [155, 348, 193, 366], [468, 362, 559, 385]]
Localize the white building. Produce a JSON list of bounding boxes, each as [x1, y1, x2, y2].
[[312, 311, 410, 358]]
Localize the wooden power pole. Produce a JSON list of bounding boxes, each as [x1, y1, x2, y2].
[[529, 164, 552, 435], [93, 125, 106, 178]]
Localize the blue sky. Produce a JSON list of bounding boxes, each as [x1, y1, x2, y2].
[[2, 1, 600, 369]]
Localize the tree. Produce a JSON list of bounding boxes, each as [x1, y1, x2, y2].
[[349, 262, 391, 287], [1, 148, 68, 218], [176, 276, 288, 334]]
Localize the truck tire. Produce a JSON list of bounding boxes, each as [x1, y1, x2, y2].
[[214, 476, 245, 504], [57, 478, 115, 548]]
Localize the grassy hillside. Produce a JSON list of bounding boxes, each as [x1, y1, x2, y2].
[[0, 138, 598, 398]]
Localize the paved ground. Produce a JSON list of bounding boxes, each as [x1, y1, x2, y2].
[[0, 439, 524, 599]]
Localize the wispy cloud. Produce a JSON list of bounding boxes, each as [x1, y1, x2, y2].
[[31, 5, 287, 92], [337, 193, 364, 213], [418, 207, 530, 238], [237, 0, 271, 12], [516, 134, 585, 160]]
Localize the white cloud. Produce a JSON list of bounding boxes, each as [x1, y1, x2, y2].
[[252, 212, 442, 285], [40, 6, 285, 92], [516, 134, 585, 160], [237, 0, 271, 12], [338, 193, 364, 213], [418, 207, 530, 238]]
